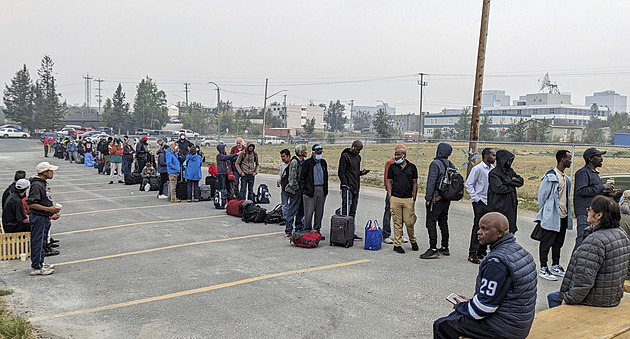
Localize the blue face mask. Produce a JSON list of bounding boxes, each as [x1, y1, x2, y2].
[[395, 158, 404, 165], [314, 154, 322, 161]]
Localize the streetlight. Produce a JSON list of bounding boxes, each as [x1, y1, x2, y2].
[[260, 78, 287, 162], [208, 81, 221, 143]]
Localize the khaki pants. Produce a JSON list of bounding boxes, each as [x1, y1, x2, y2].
[[168, 173, 179, 202], [390, 196, 417, 247]]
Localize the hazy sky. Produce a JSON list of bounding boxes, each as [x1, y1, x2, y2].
[[2, 0, 629, 114]]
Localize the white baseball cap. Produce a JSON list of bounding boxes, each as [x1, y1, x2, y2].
[[36, 162, 59, 173], [15, 179, 30, 190]]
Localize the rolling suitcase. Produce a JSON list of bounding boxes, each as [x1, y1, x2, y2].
[[176, 181, 187, 200], [199, 185, 214, 201], [330, 215, 354, 248]]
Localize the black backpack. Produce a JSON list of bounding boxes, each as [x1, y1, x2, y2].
[[264, 204, 284, 224], [436, 159, 464, 201], [242, 202, 267, 223], [255, 184, 271, 204]]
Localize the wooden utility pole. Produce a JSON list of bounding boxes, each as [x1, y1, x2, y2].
[[466, 0, 491, 176]]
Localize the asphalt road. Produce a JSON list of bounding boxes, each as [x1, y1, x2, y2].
[[0, 139, 571, 338]]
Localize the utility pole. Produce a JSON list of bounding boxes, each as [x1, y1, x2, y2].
[[260, 78, 269, 163], [83, 73, 92, 116], [467, 0, 491, 176], [349, 99, 354, 132], [415, 72, 428, 165], [184, 82, 190, 107], [283, 94, 287, 128], [94, 78, 103, 117], [208, 82, 221, 143]]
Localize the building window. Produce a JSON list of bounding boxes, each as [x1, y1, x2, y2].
[[533, 109, 538, 115], [517, 109, 522, 115], [549, 108, 555, 114], [448, 118, 454, 124]]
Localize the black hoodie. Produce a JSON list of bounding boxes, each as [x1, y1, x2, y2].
[[338, 147, 364, 194], [487, 149, 524, 233], [425, 143, 455, 201]]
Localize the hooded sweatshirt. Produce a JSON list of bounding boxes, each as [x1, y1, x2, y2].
[[487, 149, 524, 233], [425, 143, 454, 201], [216, 144, 238, 175], [338, 147, 363, 194], [235, 142, 259, 175]]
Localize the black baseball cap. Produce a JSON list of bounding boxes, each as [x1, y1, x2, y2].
[[312, 144, 323, 154], [583, 147, 606, 160]]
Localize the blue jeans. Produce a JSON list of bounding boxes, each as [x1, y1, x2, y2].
[[217, 173, 227, 190], [383, 194, 391, 239], [341, 187, 359, 233], [547, 290, 563, 308], [240, 174, 255, 201], [187, 180, 199, 200], [285, 190, 304, 233], [281, 191, 290, 220], [30, 214, 50, 269], [123, 159, 133, 174], [574, 214, 589, 252]]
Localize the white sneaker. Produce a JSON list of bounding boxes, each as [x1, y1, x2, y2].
[[43, 263, 56, 269], [550, 264, 566, 277], [145, 183, 151, 192], [383, 238, 394, 244], [30, 267, 54, 276], [158, 195, 168, 199], [539, 267, 558, 281], [402, 237, 409, 243]]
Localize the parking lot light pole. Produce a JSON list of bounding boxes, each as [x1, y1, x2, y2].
[[209, 81, 221, 143]]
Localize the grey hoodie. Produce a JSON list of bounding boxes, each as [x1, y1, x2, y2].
[[235, 142, 259, 175]]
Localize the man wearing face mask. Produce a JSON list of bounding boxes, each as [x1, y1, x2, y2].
[[487, 149, 524, 234], [338, 140, 370, 240], [299, 144, 328, 238], [386, 146, 419, 254], [176, 133, 192, 157]]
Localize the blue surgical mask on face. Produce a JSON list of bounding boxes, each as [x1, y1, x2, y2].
[[395, 158, 403, 165], [314, 154, 322, 161]]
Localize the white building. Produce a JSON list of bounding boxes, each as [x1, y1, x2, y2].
[[482, 90, 511, 109], [284, 104, 325, 130], [168, 105, 179, 118], [586, 90, 627, 114]]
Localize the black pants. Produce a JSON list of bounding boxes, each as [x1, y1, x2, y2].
[[539, 217, 568, 268], [468, 201, 489, 256], [433, 311, 497, 339], [158, 172, 168, 196], [426, 199, 450, 249]]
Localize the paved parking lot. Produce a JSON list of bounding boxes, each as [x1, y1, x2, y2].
[[0, 139, 567, 338]]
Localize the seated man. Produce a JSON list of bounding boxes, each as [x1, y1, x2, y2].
[[2, 179, 31, 233], [433, 212, 537, 339], [140, 162, 157, 191]]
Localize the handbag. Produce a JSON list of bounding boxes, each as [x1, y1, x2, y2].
[[530, 222, 544, 241], [364, 220, 382, 251], [227, 171, 236, 183]]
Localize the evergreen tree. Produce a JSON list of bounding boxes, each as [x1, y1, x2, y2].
[[507, 117, 526, 142], [453, 107, 471, 140], [373, 108, 392, 140], [432, 127, 442, 140], [531, 119, 550, 142], [352, 109, 371, 131], [102, 84, 130, 132], [182, 102, 210, 134], [34, 56, 66, 131], [479, 113, 496, 141], [3, 65, 35, 131], [133, 77, 168, 129], [302, 117, 316, 136], [584, 118, 607, 144], [324, 100, 346, 132]]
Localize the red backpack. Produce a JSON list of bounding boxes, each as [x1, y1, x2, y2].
[[290, 230, 322, 248], [226, 200, 245, 217]]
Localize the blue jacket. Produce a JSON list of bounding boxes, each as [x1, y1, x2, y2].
[[183, 154, 203, 181], [534, 169, 573, 232], [425, 143, 454, 201], [166, 148, 180, 174], [216, 144, 238, 175], [156, 148, 167, 174]]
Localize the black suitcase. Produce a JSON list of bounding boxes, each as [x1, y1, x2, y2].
[[330, 214, 354, 248], [205, 176, 217, 195], [125, 173, 142, 185], [176, 181, 187, 200]]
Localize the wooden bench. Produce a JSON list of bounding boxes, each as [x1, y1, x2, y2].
[[528, 297, 630, 338], [0, 232, 31, 261]]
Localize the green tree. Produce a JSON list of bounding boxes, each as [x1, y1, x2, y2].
[[3, 65, 35, 131], [453, 107, 471, 140], [324, 100, 346, 132], [373, 108, 392, 140], [352, 109, 371, 131], [33, 56, 66, 131], [302, 117, 316, 136], [432, 127, 442, 140], [584, 118, 607, 144], [531, 119, 550, 142], [479, 113, 496, 141], [132, 77, 168, 129], [508, 117, 526, 142], [608, 112, 629, 144], [102, 84, 130, 133], [182, 102, 210, 134]]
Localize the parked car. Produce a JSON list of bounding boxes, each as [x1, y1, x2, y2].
[[56, 127, 76, 136], [0, 128, 29, 138], [257, 135, 285, 145], [158, 130, 179, 142], [179, 129, 199, 138], [0, 124, 22, 131], [197, 136, 218, 147], [289, 136, 308, 144], [82, 131, 102, 139], [169, 118, 181, 123], [98, 126, 113, 135], [40, 132, 61, 143]]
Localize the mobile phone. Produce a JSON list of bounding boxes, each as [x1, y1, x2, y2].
[[446, 293, 465, 305]]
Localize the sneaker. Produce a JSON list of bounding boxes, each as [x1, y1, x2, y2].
[[172, 199, 181, 203], [353, 234, 363, 241], [109, 181, 113, 184], [50, 243, 59, 248], [402, 237, 409, 243], [411, 242, 419, 251], [43, 263, 56, 269], [468, 254, 481, 264], [284, 233, 291, 239], [383, 238, 394, 244], [193, 199, 199, 202], [145, 183, 151, 192], [50, 238, 60, 244], [439, 247, 450, 256], [393, 246, 405, 254], [550, 264, 566, 277], [420, 248, 439, 259], [45, 249, 60, 256], [539, 267, 558, 281], [118, 180, 124, 183], [30, 267, 54, 276], [187, 199, 193, 203], [158, 195, 168, 199]]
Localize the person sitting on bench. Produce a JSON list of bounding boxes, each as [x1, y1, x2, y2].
[[2, 179, 31, 233]]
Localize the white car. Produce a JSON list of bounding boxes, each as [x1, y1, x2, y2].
[[0, 128, 29, 138], [56, 127, 76, 136], [179, 129, 199, 138], [257, 135, 285, 145]]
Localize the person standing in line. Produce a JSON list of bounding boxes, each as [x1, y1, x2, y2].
[[421, 142, 455, 259], [573, 147, 615, 251], [176, 133, 193, 157], [156, 144, 169, 199], [108, 137, 124, 184], [487, 149, 524, 234], [3, 170, 26, 208], [534, 150, 573, 281], [122, 140, 135, 175], [84, 137, 93, 154], [216, 143, 238, 190], [27, 162, 62, 275], [284, 145, 307, 238], [299, 144, 328, 239], [165, 141, 181, 203], [383, 144, 411, 245], [184, 148, 203, 202], [278, 148, 291, 229], [235, 141, 259, 201], [386, 147, 419, 254], [66, 138, 78, 163], [43, 136, 50, 157], [464, 148, 496, 264], [230, 137, 246, 193], [135, 136, 149, 174], [338, 140, 370, 240]]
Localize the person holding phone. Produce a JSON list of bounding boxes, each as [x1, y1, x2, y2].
[[338, 140, 370, 240], [433, 212, 537, 339]]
